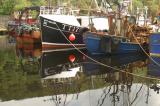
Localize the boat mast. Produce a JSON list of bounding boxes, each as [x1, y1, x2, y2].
[[94, 0, 100, 10], [47, 0, 52, 7], [115, 1, 121, 36]]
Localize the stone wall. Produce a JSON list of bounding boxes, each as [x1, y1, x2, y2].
[[0, 15, 10, 28]]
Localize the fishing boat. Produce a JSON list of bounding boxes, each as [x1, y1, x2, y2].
[[84, 31, 143, 55], [38, 3, 95, 51], [8, 6, 89, 47], [39, 14, 88, 50], [84, 2, 150, 55], [39, 0, 111, 51], [16, 41, 42, 58], [7, 6, 41, 44]]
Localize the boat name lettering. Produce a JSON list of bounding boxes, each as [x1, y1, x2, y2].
[[62, 24, 79, 32], [43, 19, 48, 26], [43, 19, 56, 26]]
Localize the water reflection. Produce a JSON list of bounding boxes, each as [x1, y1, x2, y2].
[[1, 43, 160, 106], [148, 56, 160, 94], [148, 57, 160, 78]]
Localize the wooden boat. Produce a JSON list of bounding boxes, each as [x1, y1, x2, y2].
[[7, 6, 41, 44], [84, 12, 150, 55], [84, 32, 142, 55], [149, 33, 160, 57], [16, 42, 42, 58]]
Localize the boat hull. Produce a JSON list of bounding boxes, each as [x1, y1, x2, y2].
[[117, 42, 142, 53], [42, 42, 86, 51], [39, 16, 88, 50], [16, 36, 41, 44], [84, 32, 143, 55], [149, 33, 160, 57]]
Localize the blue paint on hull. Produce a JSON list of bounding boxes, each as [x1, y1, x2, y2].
[[84, 32, 142, 55], [149, 33, 160, 55], [117, 42, 141, 53], [148, 56, 160, 77], [84, 35, 104, 55]]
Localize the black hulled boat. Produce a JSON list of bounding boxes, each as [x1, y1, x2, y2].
[[39, 14, 88, 51]]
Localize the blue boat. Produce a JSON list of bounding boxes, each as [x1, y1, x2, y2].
[[149, 33, 160, 57], [84, 32, 143, 55]]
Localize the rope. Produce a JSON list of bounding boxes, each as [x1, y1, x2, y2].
[[45, 21, 160, 81], [128, 24, 160, 68]]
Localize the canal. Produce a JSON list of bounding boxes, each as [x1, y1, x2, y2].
[[0, 36, 160, 106]]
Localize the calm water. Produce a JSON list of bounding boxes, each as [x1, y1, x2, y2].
[[0, 36, 160, 106]]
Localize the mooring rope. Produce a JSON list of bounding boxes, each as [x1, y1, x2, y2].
[[128, 24, 160, 68], [46, 22, 160, 81]]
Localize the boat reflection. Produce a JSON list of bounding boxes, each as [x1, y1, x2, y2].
[[40, 50, 86, 79], [16, 43, 42, 74], [148, 56, 160, 78], [147, 56, 160, 94], [16, 42, 42, 58], [83, 53, 147, 76], [7, 44, 160, 106], [40, 50, 147, 81], [39, 50, 160, 106]]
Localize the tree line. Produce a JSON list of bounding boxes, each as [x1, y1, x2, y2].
[[0, 0, 159, 17]]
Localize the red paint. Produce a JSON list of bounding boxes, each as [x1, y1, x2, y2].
[[69, 54, 75, 62], [69, 33, 75, 41]]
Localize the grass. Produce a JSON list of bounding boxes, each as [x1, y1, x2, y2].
[[0, 36, 15, 49]]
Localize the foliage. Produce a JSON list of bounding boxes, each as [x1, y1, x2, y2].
[[0, 0, 46, 15], [30, 0, 47, 6], [0, 0, 160, 17], [14, 0, 31, 11], [17, 23, 39, 36], [0, 0, 15, 15], [132, 0, 143, 14], [0, 48, 42, 101]]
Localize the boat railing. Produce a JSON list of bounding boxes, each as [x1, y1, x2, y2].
[[40, 6, 80, 15], [40, 6, 55, 15]]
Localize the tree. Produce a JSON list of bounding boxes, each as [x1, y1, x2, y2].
[[0, 0, 15, 15], [14, 0, 31, 11], [29, 0, 46, 6]]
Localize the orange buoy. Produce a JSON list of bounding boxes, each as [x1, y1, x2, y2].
[[69, 33, 75, 41]]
